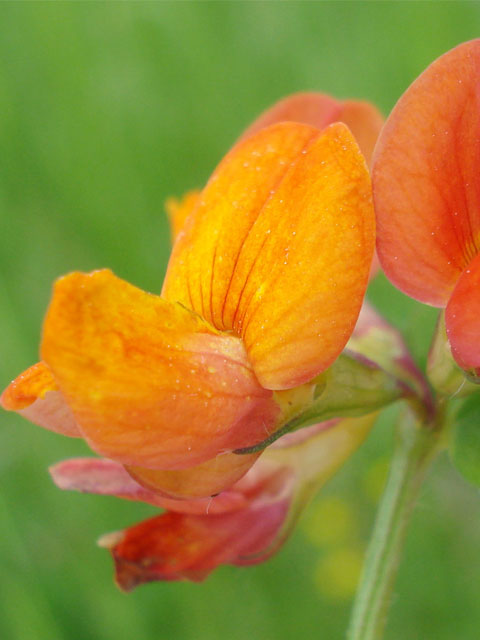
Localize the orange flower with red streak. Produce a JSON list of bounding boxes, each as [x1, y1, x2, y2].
[[2, 95, 377, 503], [373, 40, 480, 375]]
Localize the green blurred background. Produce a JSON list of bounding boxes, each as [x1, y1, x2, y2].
[[1, 2, 480, 639]]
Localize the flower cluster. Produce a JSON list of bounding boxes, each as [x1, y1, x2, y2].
[[3, 40, 480, 590]]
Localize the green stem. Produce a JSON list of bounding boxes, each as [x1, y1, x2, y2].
[[347, 409, 442, 640]]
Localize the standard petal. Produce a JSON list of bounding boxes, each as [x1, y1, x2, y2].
[[126, 450, 260, 500], [1, 362, 80, 437], [50, 458, 248, 514], [241, 94, 382, 282], [240, 92, 384, 166], [41, 269, 279, 469], [445, 252, 480, 371], [165, 190, 200, 243], [164, 122, 375, 390], [373, 39, 480, 306]]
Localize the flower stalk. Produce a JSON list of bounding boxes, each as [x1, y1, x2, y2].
[[347, 408, 443, 640]]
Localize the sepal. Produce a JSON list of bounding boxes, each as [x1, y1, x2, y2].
[[427, 311, 480, 397], [304, 350, 404, 425], [349, 303, 434, 420], [236, 304, 431, 456], [235, 350, 402, 455], [349, 305, 430, 402]]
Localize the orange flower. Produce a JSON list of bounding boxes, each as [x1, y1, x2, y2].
[[50, 414, 376, 588], [46, 291, 426, 588], [372, 40, 480, 373], [2, 109, 375, 500]]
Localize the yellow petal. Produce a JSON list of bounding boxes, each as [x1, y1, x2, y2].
[[163, 122, 374, 390]]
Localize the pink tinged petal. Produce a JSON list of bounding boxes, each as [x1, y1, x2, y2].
[[100, 496, 289, 589], [239, 92, 384, 166], [239, 93, 344, 141], [50, 458, 248, 515], [368, 252, 381, 281], [446, 252, 480, 371], [373, 39, 480, 306], [99, 414, 376, 588], [1, 362, 80, 437], [18, 391, 80, 437], [49, 458, 168, 507]]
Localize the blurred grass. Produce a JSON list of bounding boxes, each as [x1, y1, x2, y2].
[[1, 2, 480, 639]]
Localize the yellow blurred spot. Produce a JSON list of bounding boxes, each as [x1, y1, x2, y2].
[[362, 457, 389, 503], [314, 547, 364, 601], [302, 496, 357, 547]]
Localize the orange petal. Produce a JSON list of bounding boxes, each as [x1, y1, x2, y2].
[[240, 92, 384, 166], [100, 494, 289, 589], [126, 450, 260, 500], [241, 94, 383, 281], [163, 122, 374, 390], [368, 252, 381, 281], [50, 457, 176, 509], [339, 101, 384, 168], [101, 414, 375, 588], [445, 252, 480, 370], [165, 190, 200, 244], [41, 269, 279, 469], [50, 458, 248, 514], [2, 362, 57, 410], [373, 39, 480, 306], [1, 362, 80, 437], [166, 95, 382, 254]]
